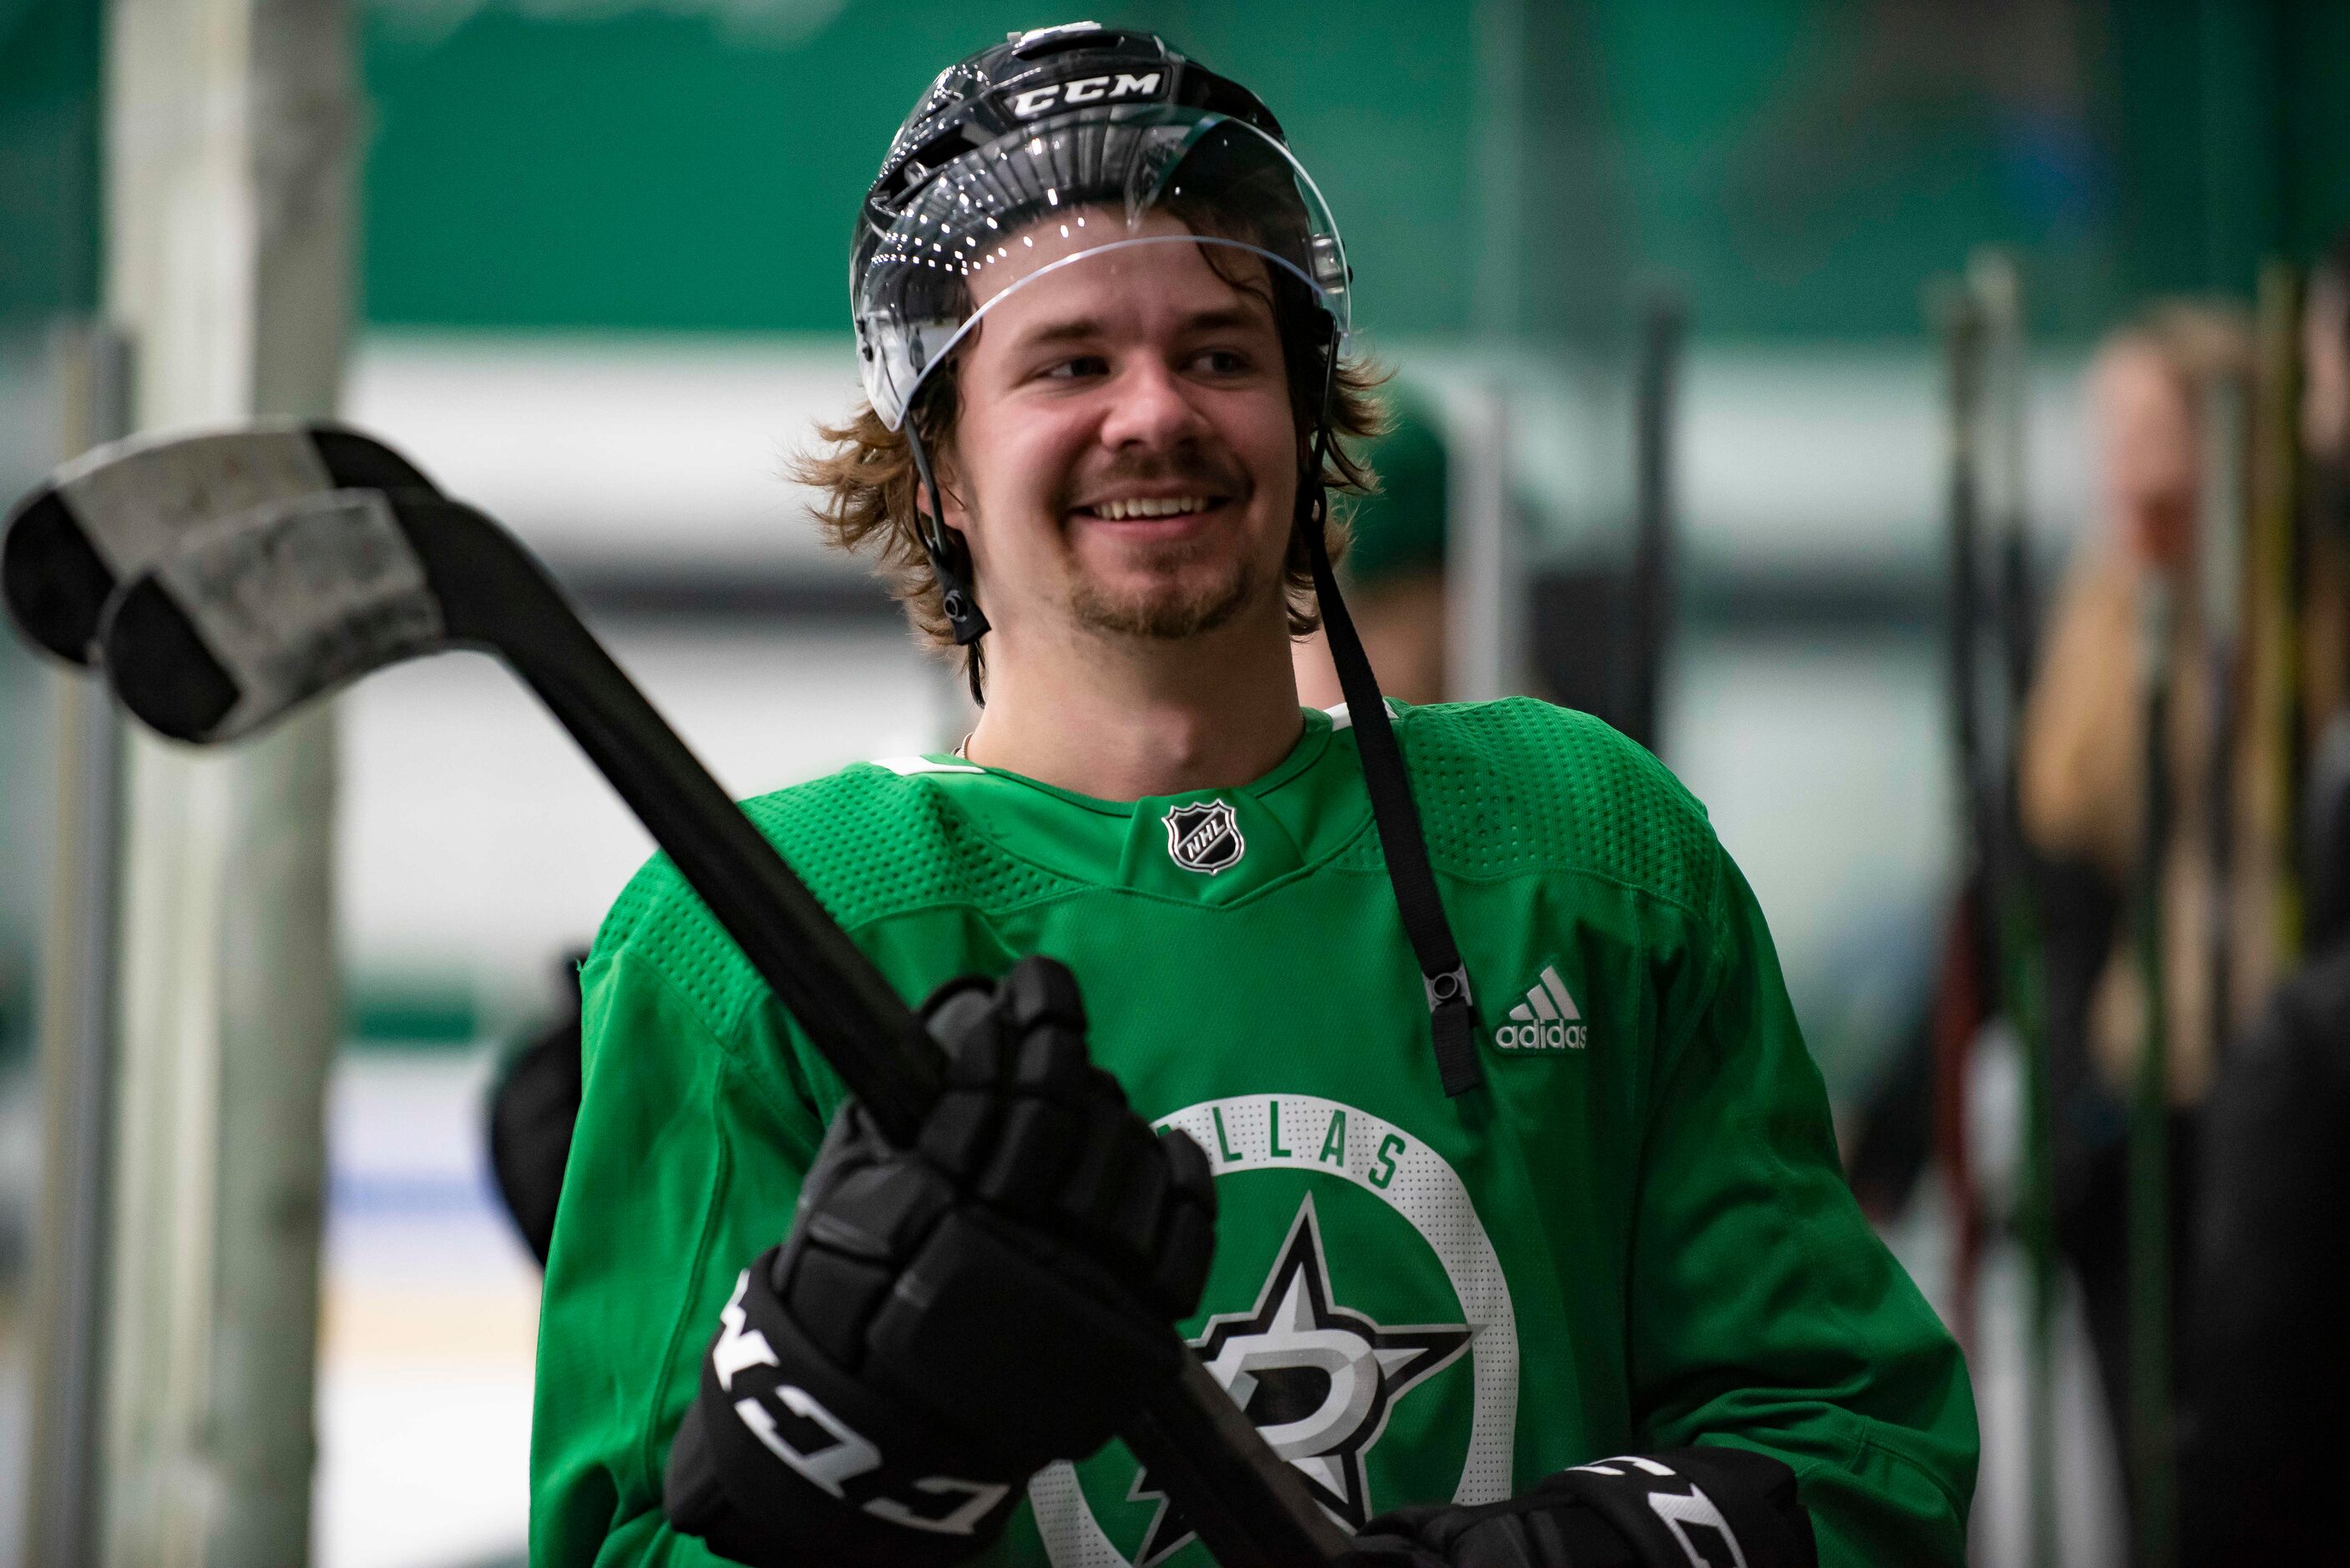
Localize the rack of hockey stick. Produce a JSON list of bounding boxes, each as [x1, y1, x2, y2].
[[1930, 256, 2318, 1568]]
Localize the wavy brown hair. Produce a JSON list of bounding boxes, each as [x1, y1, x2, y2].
[[793, 263, 1389, 664]]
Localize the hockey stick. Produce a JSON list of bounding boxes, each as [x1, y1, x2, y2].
[[1970, 251, 2058, 1568], [2130, 569, 2178, 1568], [1, 446, 1348, 1568], [1929, 282, 1989, 1362]]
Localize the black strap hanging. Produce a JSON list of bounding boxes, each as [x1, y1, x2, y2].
[[1303, 484, 1484, 1097], [904, 422, 991, 706]]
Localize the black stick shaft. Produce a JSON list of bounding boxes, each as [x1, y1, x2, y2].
[[526, 638, 943, 1141], [413, 506, 1345, 1567], [2132, 580, 2177, 1568], [1937, 291, 1989, 1355]]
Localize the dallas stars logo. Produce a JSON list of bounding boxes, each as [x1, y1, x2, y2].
[[1129, 1195, 1472, 1565]]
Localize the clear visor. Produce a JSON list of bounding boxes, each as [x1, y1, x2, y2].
[[853, 106, 1349, 429]]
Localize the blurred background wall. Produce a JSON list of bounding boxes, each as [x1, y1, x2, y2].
[[3, 2, 2348, 1564]]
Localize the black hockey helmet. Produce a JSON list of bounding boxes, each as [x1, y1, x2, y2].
[[860, 23, 1287, 249], [851, 22, 1352, 646]]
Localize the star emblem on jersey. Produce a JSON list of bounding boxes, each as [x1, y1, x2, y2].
[[1162, 798, 1245, 874], [1493, 962, 1587, 1051], [1127, 1195, 1472, 1565]]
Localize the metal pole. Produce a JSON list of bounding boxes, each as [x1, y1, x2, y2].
[[1627, 292, 1682, 755], [98, 0, 353, 1560], [23, 321, 133, 1568], [1445, 381, 1519, 702], [1453, 0, 1523, 706], [1470, 0, 1524, 346]]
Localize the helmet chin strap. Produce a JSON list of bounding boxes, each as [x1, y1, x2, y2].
[[1299, 348, 1484, 1096], [903, 420, 990, 706]]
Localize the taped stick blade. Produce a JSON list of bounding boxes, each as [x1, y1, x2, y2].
[[101, 489, 449, 744], [2, 422, 438, 666]]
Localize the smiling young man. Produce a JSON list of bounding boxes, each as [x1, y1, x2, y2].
[[529, 25, 1976, 1568]]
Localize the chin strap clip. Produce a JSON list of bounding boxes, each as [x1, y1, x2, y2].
[[904, 422, 990, 703]]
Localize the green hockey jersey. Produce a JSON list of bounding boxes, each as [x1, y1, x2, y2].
[[530, 699, 1977, 1568]]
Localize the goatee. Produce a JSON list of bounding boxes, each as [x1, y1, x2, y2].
[[1067, 542, 1259, 640]]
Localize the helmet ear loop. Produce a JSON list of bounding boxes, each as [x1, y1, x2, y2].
[[903, 421, 990, 706]]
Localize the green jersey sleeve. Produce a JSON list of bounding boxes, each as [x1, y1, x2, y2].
[[1629, 843, 1977, 1565], [528, 888, 828, 1568]]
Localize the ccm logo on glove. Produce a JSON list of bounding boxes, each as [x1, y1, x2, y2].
[[708, 1267, 1010, 1535], [1344, 1444, 1816, 1568], [662, 957, 1218, 1568]]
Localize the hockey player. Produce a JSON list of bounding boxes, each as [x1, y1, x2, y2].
[[529, 26, 1975, 1568]]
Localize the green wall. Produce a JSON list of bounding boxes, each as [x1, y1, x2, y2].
[[0, 0, 99, 1055], [0, 0, 100, 323], [359, 0, 1477, 336], [357, 0, 2350, 346]]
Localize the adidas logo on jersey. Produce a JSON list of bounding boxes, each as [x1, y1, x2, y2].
[[1492, 964, 1587, 1051]]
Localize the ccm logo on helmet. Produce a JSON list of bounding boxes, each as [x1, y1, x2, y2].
[[1008, 71, 1162, 119]]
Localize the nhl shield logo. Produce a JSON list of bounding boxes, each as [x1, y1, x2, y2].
[[1162, 799, 1244, 874]]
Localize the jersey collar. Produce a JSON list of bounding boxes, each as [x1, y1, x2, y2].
[[870, 707, 1380, 904]]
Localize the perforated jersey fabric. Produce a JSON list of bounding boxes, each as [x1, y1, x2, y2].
[[1399, 699, 1719, 902], [535, 698, 1976, 1568], [590, 767, 1093, 1049]]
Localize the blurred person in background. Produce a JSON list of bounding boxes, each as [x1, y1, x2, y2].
[[1292, 387, 1450, 706], [529, 24, 1973, 1568], [2015, 302, 2261, 1540], [486, 949, 590, 1267], [2177, 234, 2350, 1566]]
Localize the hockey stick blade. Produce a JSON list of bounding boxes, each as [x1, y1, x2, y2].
[[2, 423, 434, 665], [100, 489, 450, 743], [93, 486, 1350, 1568]]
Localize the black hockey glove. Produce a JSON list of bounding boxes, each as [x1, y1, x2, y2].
[[1342, 1447, 1815, 1568], [662, 956, 1218, 1568]]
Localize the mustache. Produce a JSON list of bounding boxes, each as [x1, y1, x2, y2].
[[1063, 448, 1252, 507]]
